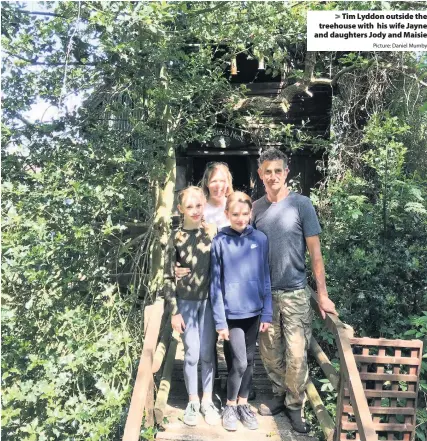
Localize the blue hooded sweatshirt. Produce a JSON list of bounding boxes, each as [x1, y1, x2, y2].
[[210, 225, 273, 330]]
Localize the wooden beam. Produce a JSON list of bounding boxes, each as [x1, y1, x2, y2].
[[309, 337, 340, 390], [308, 287, 378, 441], [145, 376, 155, 427], [306, 378, 335, 441], [123, 301, 164, 441], [354, 355, 420, 365], [154, 331, 180, 423], [343, 405, 415, 416], [344, 389, 418, 399], [152, 318, 173, 373], [358, 373, 418, 382], [185, 149, 258, 156], [342, 422, 415, 432], [350, 337, 423, 348]]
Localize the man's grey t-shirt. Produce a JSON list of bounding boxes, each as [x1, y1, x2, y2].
[[252, 192, 321, 291]]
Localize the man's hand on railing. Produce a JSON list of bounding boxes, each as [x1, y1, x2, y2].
[[171, 313, 186, 334], [317, 294, 338, 319]]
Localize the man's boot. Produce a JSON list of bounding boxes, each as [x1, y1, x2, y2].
[[258, 395, 286, 416], [285, 408, 310, 433]]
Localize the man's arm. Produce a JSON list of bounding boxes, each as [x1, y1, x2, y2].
[[306, 235, 338, 319]]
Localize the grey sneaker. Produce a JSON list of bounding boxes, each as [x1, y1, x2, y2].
[[222, 405, 238, 431], [200, 401, 220, 426], [237, 404, 258, 430], [183, 401, 200, 426]]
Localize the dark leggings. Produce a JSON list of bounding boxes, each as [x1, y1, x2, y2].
[[226, 315, 260, 401]]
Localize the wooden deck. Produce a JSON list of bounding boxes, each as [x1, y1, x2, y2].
[[156, 338, 318, 441]]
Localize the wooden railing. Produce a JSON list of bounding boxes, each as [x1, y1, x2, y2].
[[307, 287, 378, 441], [122, 299, 164, 441], [123, 292, 422, 441]]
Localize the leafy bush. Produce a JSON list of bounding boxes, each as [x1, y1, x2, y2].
[[315, 114, 427, 337], [1, 130, 150, 440], [312, 113, 427, 441]]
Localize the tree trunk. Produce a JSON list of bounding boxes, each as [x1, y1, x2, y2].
[[149, 65, 177, 297], [149, 144, 176, 296]]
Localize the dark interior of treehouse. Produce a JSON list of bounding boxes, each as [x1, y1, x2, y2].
[[175, 49, 332, 210]]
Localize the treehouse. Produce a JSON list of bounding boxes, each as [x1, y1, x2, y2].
[[176, 51, 332, 201]]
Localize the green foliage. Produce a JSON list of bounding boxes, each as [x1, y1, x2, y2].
[[313, 108, 427, 441], [1, 2, 310, 439], [316, 113, 427, 337], [3, 1, 427, 440], [1, 129, 148, 440]]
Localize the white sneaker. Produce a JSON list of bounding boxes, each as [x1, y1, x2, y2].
[[183, 401, 200, 426], [200, 400, 221, 426]]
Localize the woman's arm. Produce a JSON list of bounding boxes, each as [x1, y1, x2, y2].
[[210, 238, 227, 332]]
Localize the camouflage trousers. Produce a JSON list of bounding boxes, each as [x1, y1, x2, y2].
[[259, 286, 313, 410]]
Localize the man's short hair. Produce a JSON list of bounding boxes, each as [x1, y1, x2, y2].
[[258, 147, 288, 168]]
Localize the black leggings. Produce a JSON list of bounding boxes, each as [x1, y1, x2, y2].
[[226, 315, 260, 401]]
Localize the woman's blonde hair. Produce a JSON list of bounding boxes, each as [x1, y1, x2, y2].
[[200, 162, 234, 199], [177, 186, 206, 206], [225, 191, 252, 211]]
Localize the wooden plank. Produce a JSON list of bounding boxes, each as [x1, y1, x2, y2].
[[185, 149, 258, 157], [343, 405, 415, 416], [359, 373, 418, 382], [154, 331, 180, 423], [309, 337, 340, 390], [342, 422, 415, 431], [123, 301, 164, 441], [350, 338, 423, 348], [373, 348, 385, 424], [306, 378, 335, 441], [344, 389, 417, 399], [389, 354, 401, 431], [152, 318, 172, 373], [309, 287, 378, 441], [406, 348, 421, 441], [334, 370, 346, 441], [354, 355, 420, 365], [145, 376, 155, 427]]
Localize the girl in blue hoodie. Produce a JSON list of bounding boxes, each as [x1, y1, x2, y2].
[[210, 191, 273, 432]]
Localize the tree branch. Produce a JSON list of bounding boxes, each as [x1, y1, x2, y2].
[[19, 10, 62, 18], [3, 50, 102, 66], [186, 2, 228, 16]]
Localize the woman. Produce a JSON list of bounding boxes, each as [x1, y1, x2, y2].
[[201, 162, 234, 228]]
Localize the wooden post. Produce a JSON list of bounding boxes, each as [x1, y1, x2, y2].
[[309, 337, 340, 390], [152, 317, 172, 374], [306, 379, 335, 441], [154, 331, 180, 423], [145, 376, 155, 427], [334, 369, 346, 441], [123, 301, 164, 441]]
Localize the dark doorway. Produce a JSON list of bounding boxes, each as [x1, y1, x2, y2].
[[192, 156, 251, 195]]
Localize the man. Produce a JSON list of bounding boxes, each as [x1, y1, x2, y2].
[[252, 148, 337, 433]]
